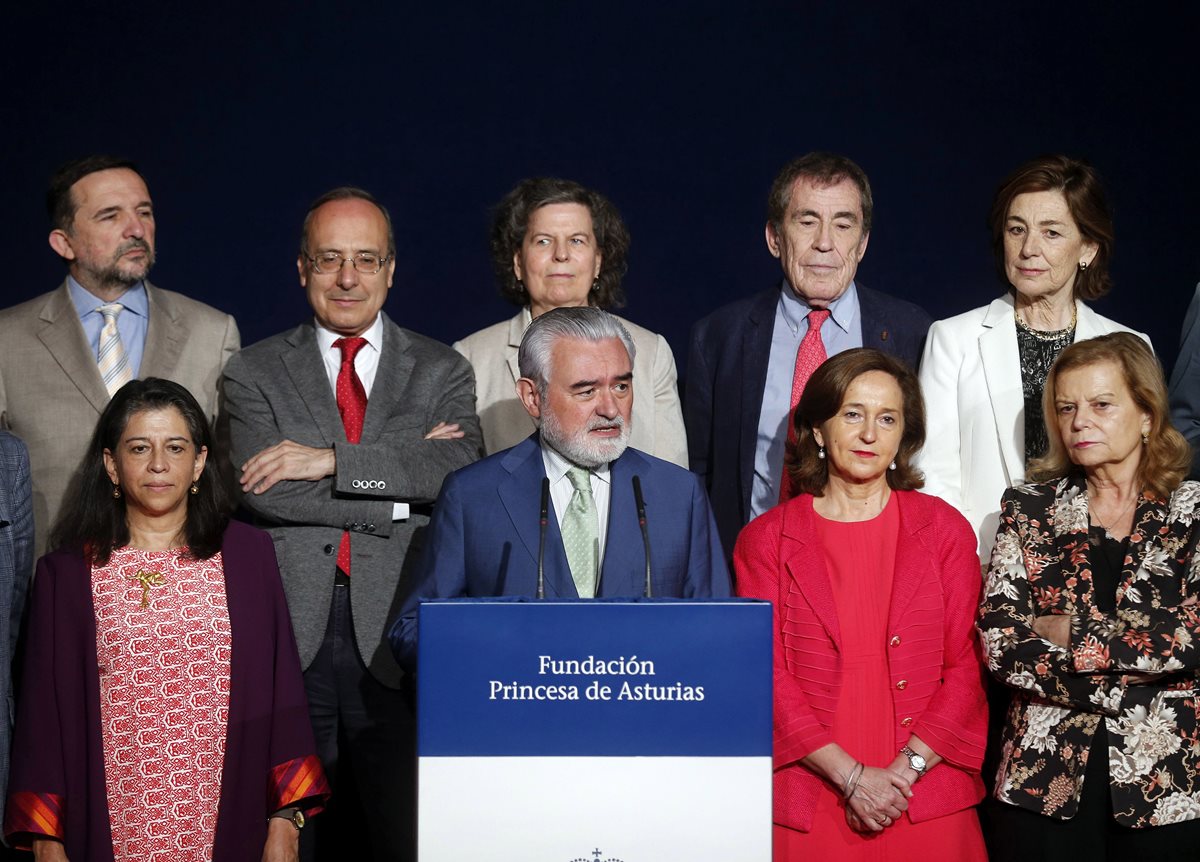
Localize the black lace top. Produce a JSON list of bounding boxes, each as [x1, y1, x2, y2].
[[1016, 319, 1074, 464]]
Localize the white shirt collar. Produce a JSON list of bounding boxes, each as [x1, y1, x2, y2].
[[540, 438, 613, 485], [314, 313, 384, 356]]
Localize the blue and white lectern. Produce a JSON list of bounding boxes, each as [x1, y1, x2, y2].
[[417, 599, 772, 861]]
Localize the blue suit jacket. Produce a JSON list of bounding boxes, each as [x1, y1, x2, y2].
[[0, 432, 33, 818], [685, 282, 931, 562], [389, 435, 731, 667]]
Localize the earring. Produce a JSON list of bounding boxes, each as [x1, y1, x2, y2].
[[590, 279, 600, 292], [1079, 260, 1089, 271], [190, 482, 199, 495], [1142, 433, 1149, 445], [112, 484, 121, 499], [889, 461, 897, 471], [817, 446, 825, 460]]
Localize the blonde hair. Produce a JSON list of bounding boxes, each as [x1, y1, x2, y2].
[[1027, 333, 1191, 498]]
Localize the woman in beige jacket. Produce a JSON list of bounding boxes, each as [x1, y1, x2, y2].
[[455, 177, 687, 465]]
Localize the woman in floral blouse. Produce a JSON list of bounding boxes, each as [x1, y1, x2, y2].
[[978, 332, 1200, 860]]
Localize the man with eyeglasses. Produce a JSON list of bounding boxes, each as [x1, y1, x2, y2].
[[223, 186, 482, 861], [0, 154, 239, 557]]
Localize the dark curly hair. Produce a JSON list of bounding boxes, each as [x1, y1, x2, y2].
[[490, 177, 630, 309], [786, 349, 925, 496], [50, 378, 230, 564]]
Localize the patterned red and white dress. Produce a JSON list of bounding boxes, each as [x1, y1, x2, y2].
[[91, 546, 231, 862]]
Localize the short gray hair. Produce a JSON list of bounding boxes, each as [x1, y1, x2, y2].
[[518, 307, 637, 392]]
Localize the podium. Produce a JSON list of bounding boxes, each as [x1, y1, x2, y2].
[[417, 598, 772, 861]]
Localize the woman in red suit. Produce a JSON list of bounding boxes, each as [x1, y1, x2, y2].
[[735, 348, 988, 860]]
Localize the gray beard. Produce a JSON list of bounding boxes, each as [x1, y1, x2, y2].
[[81, 239, 155, 292], [540, 409, 630, 469]]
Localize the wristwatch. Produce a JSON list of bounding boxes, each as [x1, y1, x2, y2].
[[269, 808, 306, 831], [900, 745, 928, 780]]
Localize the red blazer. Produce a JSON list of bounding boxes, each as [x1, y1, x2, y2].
[[734, 490, 987, 832]]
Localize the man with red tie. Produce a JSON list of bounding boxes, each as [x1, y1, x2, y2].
[[223, 187, 482, 861], [685, 152, 932, 562]]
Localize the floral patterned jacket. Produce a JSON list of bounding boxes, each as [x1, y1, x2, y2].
[[978, 477, 1200, 827]]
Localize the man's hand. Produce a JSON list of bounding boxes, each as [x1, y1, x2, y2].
[[424, 421, 464, 440], [241, 441, 336, 494]]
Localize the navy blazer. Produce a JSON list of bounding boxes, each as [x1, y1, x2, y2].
[[0, 432, 32, 813], [389, 435, 731, 667], [685, 282, 931, 562]]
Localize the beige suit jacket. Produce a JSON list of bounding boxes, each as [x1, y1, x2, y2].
[[0, 281, 240, 556], [916, 293, 1147, 561], [453, 309, 688, 466]]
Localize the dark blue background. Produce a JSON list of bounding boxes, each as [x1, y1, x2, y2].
[[4, 2, 1196, 376]]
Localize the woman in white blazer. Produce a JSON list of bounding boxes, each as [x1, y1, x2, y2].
[[454, 178, 687, 465], [918, 155, 1148, 562]]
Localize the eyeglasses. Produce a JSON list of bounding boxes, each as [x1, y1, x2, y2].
[[307, 252, 392, 275]]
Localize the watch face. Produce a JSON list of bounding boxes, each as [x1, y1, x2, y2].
[[910, 753, 927, 771], [293, 811, 306, 830]]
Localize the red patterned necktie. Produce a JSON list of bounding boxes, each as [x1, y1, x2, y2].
[[779, 309, 830, 504], [334, 337, 368, 575]]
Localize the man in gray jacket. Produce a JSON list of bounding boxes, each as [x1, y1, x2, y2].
[[223, 187, 481, 861]]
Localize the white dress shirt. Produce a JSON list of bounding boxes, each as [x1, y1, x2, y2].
[[540, 441, 612, 571]]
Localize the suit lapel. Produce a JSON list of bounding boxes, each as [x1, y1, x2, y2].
[[140, 282, 185, 380], [600, 451, 649, 598], [1116, 493, 1169, 608], [280, 325, 345, 444], [857, 283, 890, 349], [1050, 480, 1095, 611], [1074, 301, 1111, 342], [979, 296, 1023, 486], [781, 497, 842, 649], [887, 494, 928, 633], [504, 312, 524, 390], [36, 283, 109, 413], [362, 319, 414, 442], [497, 438, 575, 598], [739, 289, 776, 513]]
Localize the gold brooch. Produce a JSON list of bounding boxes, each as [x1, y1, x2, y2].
[[131, 569, 166, 609]]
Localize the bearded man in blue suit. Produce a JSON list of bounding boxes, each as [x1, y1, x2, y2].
[[391, 307, 730, 666]]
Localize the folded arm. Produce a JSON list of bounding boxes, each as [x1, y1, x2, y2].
[[977, 492, 1126, 715]]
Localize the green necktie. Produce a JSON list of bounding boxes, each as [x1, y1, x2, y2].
[[561, 467, 599, 598]]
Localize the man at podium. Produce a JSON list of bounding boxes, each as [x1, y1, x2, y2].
[[391, 307, 730, 665]]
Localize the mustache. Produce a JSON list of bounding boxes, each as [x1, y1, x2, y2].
[[586, 415, 625, 432], [116, 238, 152, 256]]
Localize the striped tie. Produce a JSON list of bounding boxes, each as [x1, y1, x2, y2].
[[97, 303, 133, 397]]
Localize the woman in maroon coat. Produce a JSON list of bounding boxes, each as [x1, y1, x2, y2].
[[4, 379, 329, 862], [735, 349, 988, 861]]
